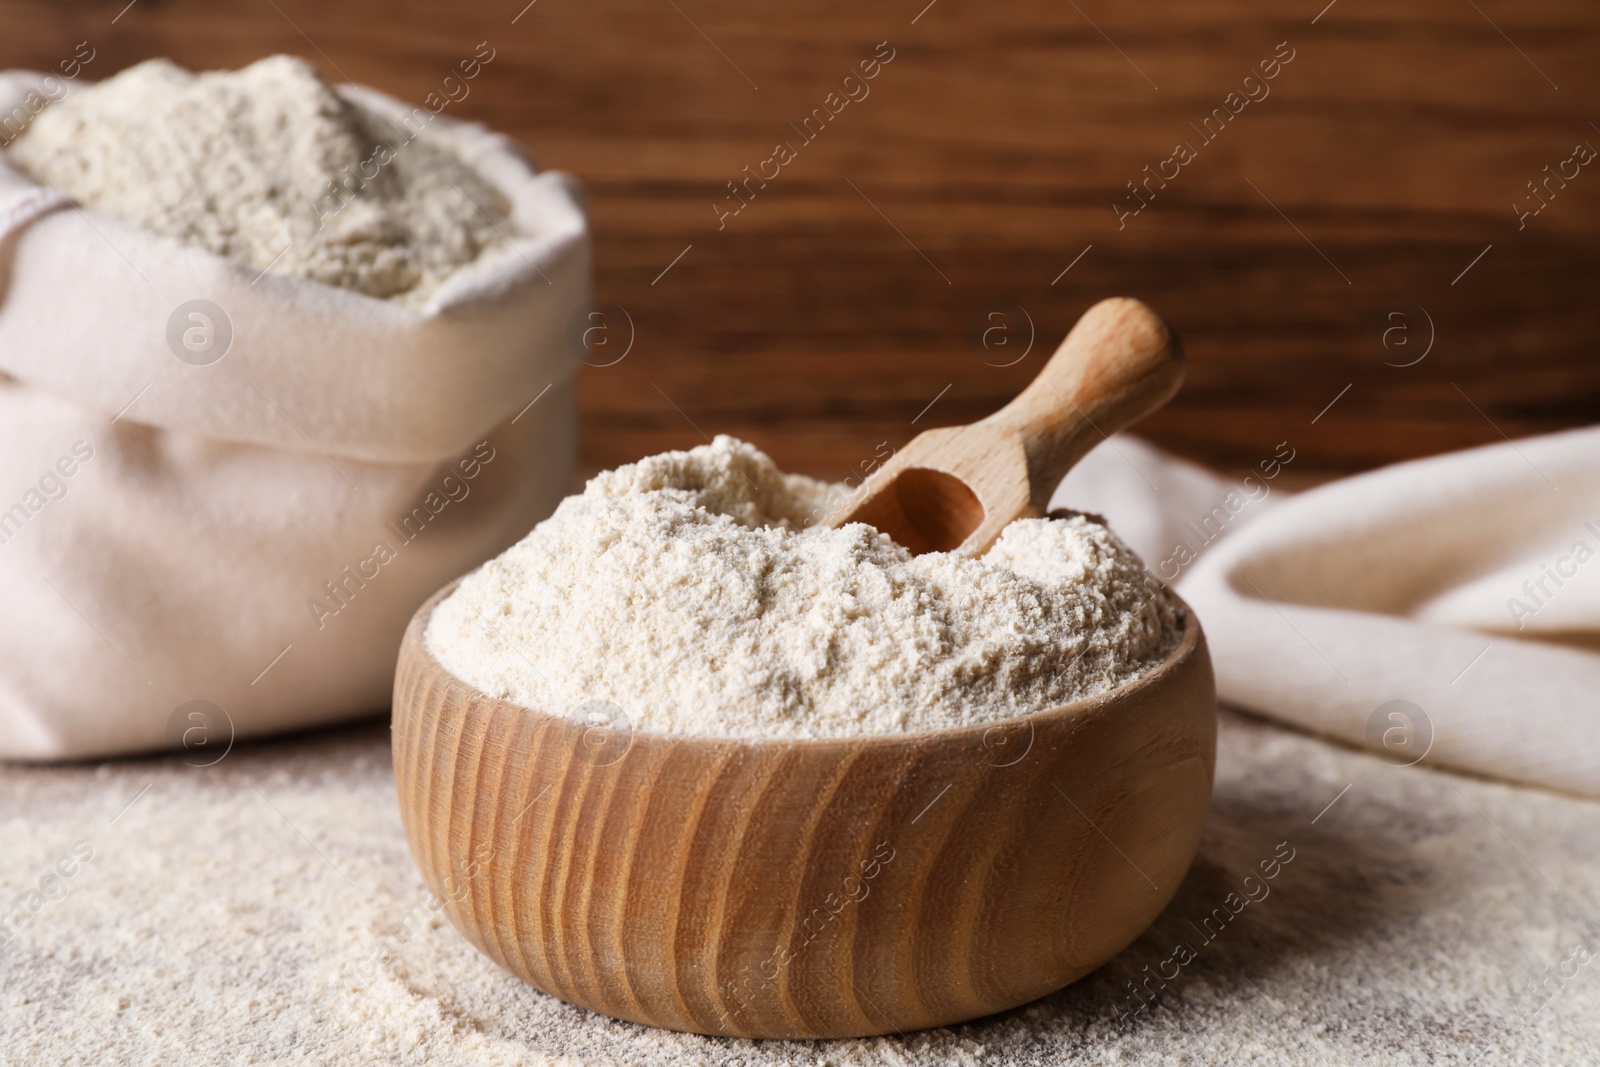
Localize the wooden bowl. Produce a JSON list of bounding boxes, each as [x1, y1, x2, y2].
[[392, 585, 1216, 1039]]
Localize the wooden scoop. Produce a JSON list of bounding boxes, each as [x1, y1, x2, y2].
[[827, 297, 1184, 556]]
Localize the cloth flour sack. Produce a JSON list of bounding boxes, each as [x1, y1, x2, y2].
[[0, 71, 588, 760]]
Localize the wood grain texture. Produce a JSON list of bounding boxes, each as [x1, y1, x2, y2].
[[392, 585, 1217, 1038], [830, 297, 1183, 555], [4, 0, 1598, 487]]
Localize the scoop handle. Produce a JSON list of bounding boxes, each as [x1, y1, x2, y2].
[[982, 297, 1185, 513]]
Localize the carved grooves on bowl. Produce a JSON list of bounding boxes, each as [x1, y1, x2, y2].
[[393, 597, 1217, 1039]]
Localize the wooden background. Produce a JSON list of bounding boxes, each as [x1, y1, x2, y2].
[[5, 0, 1598, 482]]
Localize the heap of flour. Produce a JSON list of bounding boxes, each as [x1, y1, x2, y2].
[[5, 55, 511, 303], [427, 437, 1182, 739]]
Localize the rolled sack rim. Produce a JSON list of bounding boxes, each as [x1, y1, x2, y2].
[[0, 69, 590, 464]]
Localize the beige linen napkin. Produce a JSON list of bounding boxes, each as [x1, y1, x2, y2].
[[0, 71, 588, 760], [1053, 428, 1600, 798]]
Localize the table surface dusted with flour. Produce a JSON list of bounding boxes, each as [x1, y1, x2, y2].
[[1, 708, 1595, 1065]]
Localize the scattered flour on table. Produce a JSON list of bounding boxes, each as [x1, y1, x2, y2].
[[4, 715, 1598, 1065], [5, 55, 512, 304], [426, 436, 1182, 738]]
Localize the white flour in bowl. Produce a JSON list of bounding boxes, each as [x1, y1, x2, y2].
[[5, 55, 511, 304], [426, 436, 1182, 739]]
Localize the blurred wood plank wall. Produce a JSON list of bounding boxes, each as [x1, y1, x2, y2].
[[5, 0, 1598, 482]]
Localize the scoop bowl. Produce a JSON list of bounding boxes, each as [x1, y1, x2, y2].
[[391, 584, 1216, 1039]]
